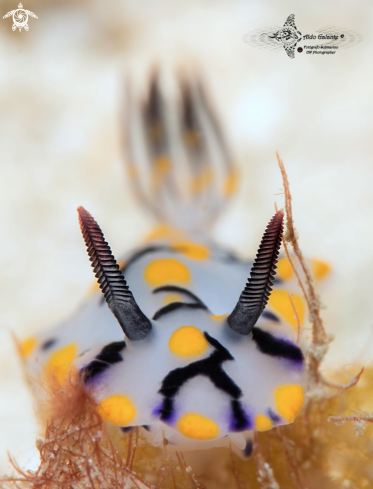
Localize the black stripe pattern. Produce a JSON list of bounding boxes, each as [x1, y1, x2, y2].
[[157, 333, 251, 431], [152, 285, 209, 320], [122, 246, 171, 274], [252, 328, 304, 363], [152, 302, 208, 321], [78, 207, 152, 340], [81, 341, 126, 383], [261, 310, 280, 323], [153, 285, 206, 305], [228, 211, 284, 335]]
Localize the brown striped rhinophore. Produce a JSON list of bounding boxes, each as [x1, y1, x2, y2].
[[78, 206, 152, 340], [227, 211, 284, 335]]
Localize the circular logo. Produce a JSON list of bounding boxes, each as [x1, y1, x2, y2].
[[12, 8, 28, 31], [297, 47, 303, 53]]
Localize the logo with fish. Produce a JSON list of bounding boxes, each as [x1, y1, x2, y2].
[[245, 14, 362, 59]]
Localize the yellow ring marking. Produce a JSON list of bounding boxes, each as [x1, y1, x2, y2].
[[98, 394, 136, 426], [275, 384, 304, 422], [144, 258, 190, 286], [277, 257, 294, 281], [44, 343, 77, 385], [255, 414, 273, 432], [268, 290, 305, 331], [178, 413, 219, 440], [169, 326, 208, 357], [171, 241, 210, 260], [20, 336, 37, 358]]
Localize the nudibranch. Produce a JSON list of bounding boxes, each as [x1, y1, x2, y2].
[[20, 72, 312, 458], [22, 207, 306, 457]]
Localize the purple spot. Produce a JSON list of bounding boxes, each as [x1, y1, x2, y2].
[[152, 400, 177, 425]]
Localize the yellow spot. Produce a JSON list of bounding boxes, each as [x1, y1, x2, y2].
[[277, 257, 294, 281], [311, 259, 331, 281], [268, 290, 305, 331], [178, 413, 219, 440], [211, 313, 228, 321], [275, 384, 304, 422], [44, 343, 77, 385], [169, 326, 208, 357], [184, 130, 200, 147], [145, 224, 184, 242], [191, 169, 214, 194], [98, 394, 136, 426], [163, 293, 183, 305], [88, 261, 124, 296], [144, 259, 190, 286], [171, 241, 210, 260], [20, 337, 37, 358], [255, 414, 273, 432], [223, 171, 238, 197], [152, 156, 171, 187]]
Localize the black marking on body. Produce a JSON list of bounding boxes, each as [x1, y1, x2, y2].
[[81, 341, 126, 383], [41, 338, 57, 350], [261, 311, 280, 323], [159, 398, 174, 421], [122, 246, 172, 273], [81, 360, 109, 381], [251, 328, 303, 362], [153, 285, 206, 306], [96, 341, 126, 363], [268, 409, 281, 423], [120, 424, 149, 433], [230, 400, 250, 431], [152, 302, 208, 321], [158, 333, 249, 429], [243, 439, 253, 458]]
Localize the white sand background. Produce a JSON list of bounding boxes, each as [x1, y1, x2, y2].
[[0, 0, 373, 475]]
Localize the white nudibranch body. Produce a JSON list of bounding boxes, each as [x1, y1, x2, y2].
[[22, 210, 308, 458], [19, 73, 331, 457]]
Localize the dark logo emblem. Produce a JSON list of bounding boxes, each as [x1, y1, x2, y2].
[[268, 15, 302, 59], [244, 15, 362, 59]]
